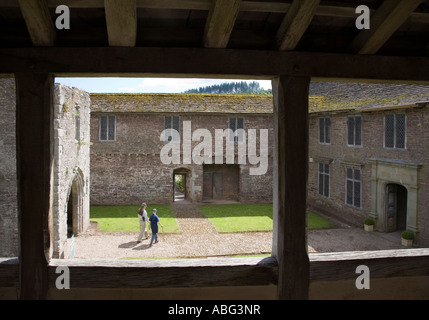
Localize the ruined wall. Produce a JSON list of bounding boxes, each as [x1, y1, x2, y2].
[[52, 84, 91, 258], [0, 78, 18, 257]]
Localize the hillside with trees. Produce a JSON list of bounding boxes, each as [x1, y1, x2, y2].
[[184, 81, 272, 95]]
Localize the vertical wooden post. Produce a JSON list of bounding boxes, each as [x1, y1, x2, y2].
[[15, 72, 53, 299], [272, 75, 310, 299]]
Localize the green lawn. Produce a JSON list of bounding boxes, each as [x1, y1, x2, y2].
[[199, 204, 273, 232], [90, 204, 180, 233], [199, 204, 334, 232], [90, 204, 333, 233]]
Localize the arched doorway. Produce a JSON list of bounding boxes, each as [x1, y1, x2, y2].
[[66, 170, 85, 238], [385, 183, 407, 232]]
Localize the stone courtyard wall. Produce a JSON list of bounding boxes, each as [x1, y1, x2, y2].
[[90, 109, 273, 205], [308, 105, 429, 246], [0, 78, 18, 256]]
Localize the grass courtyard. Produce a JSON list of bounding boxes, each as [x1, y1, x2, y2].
[[90, 203, 334, 233]]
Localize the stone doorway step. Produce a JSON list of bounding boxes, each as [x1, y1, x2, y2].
[[170, 202, 218, 235]]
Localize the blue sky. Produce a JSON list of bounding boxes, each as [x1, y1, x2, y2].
[[55, 77, 272, 93]]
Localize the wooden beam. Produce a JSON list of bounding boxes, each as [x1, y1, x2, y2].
[[2, 48, 429, 83], [48, 257, 278, 288], [104, 0, 137, 47], [18, 0, 56, 46], [275, 0, 320, 51], [15, 72, 54, 299], [203, 0, 241, 48], [273, 75, 310, 299], [352, 0, 424, 55]]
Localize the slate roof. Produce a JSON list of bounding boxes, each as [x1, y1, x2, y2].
[[89, 82, 429, 115]]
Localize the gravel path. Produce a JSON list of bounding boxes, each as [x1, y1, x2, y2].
[[65, 203, 408, 260]]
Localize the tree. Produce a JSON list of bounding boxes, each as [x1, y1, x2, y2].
[[184, 81, 272, 95]]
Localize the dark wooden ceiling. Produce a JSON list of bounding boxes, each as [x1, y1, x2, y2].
[[1, 0, 429, 57]]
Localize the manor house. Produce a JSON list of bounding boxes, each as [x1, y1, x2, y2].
[[1, 79, 429, 260]]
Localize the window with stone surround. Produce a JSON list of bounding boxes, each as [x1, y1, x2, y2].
[[346, 167, 361, 208], [318, 117, 331, 144], [318, 162, 330, 197], [228, 117, 245, 143], [163, 116, 180, 142], [384, 113, 406, 149], [347, 115, 362, 146], [99, 115, 116, 141]]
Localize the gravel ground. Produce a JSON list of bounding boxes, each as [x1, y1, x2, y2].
[[65, 203, 409, 260]]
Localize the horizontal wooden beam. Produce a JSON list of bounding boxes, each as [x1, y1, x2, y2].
[[48, 257, 278, 288], [1, 47, 429, 82], [310, 249, 429, 281], [3, 249, 429, 291]]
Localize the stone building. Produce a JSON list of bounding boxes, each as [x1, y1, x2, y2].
[[0, 78, 91, 258], [90, 93, 274, 205], [52, 84, 91, 258], [0, 78, 18, 256], [307, 82, 429, 247]]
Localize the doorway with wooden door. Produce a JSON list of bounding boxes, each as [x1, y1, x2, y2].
[[385, 183, 408, 232]]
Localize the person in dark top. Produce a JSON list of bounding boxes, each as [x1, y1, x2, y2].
[[148, 208, 164, 247]]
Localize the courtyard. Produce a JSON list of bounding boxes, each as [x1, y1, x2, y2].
[[65, 202, 408, 260]]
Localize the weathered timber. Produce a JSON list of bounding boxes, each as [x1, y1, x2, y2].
[[310, 249, 429, 281], [1, 48, 429, 83], [352, 0, 424, 55], [276, 0, 320, 51], [104, 0, 137, 47], [203, 0, 241, 48], [48, 257, 278, 288], [273, 76, 310, 300], [15, 72, 54, 300], [18, 0, 56, 46]]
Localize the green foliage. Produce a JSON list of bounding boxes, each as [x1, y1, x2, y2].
[[364, 217, 375, 225], [184, 81, 272, 95], [401, 230, 414, 240], [174, 174, 185, 193]]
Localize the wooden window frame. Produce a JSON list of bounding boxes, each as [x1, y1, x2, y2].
[[5, 48, 429, 300]]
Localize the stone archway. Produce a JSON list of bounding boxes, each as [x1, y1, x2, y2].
[[369, 158, 422, 234], [66, 168, 85, 237]]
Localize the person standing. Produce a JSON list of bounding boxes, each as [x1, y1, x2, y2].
[[137, 202, 149, 243], [148, 208, 164, 247]]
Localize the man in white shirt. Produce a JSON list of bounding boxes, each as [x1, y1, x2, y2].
[[137, 202, 149, 242]]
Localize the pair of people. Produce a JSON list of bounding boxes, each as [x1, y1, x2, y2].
[[137, 203, 164, 247]]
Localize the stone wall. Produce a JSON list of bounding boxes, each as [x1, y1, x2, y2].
[[52, 84, 91, 258], [308, 105, 429, 246], [0, 78, 18, 256], [90, 110, 273, 205]]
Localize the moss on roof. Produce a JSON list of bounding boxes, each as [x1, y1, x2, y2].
[[89, 82, 429, 114], [90, 93, 275, 114]]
